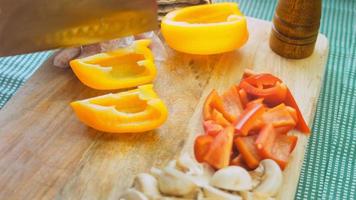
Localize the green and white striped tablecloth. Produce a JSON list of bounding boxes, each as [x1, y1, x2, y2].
[[0, 0, 355, 199]]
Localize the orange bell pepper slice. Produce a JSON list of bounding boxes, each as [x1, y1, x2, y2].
[[203, 89, 237, 124], [70, 40, 156, 90], [221, 86, 244, 122], [234, 135, 261, 169], [203, 126, 234, 169], [262, 103, 296, 128], [234, 102, 265, 136], [203, 120, 224, 137], [238, 88, 250, 108], [161, 3, 248, 55], [194, 134, 214, 162], [285, 89, 310, 133], [70, 84, 168, 133], [255, 124, 298, 170]]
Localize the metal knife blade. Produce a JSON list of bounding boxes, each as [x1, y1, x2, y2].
[[0, 0, 158, 56]]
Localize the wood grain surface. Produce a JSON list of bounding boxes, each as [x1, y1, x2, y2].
[[0, 18, 328, 200]]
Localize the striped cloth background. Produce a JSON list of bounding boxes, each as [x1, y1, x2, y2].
[[0, 0, 355, 199]]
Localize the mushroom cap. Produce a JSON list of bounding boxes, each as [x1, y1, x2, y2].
[[210, 166, 253, 191]]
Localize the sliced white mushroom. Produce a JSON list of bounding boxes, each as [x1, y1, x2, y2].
[[249, 163, 265, 189], [119, 188, 148, 200], [253, 159, 283, 197], [203, 185, 242, 200], [210, 166, 252, 191], [241, 191, 276, 200], [133, 173, 161, 199], [176, 153, 204, 176], [151, 166, 198, 197], [154, 197, 194, 200]]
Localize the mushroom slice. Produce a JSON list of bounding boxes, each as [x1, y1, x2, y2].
[[249, 164, 264, 189], [119, 188, 149, 200], [151, 166, 198, 197], [176, 153, 203, 176], [155, 197, 194, 200], [241, 191, 276, 200], [133, 173, 161, 198], [253, 159, 283, 197], [210, 166, 252, 191], [203, 185, 242, 200]]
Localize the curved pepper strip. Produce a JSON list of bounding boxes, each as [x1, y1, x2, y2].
[[70, 84, 168, 133], [234, 102, 265, 136], [70, 39, 156, 90], [161, 3, 248, 55], [285, 89, 310, 133]]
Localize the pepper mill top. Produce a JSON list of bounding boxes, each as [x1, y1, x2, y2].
[[269, 0, 322, 59]]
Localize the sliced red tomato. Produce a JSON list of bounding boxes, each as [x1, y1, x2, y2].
[[221, 86, 244, 122], [234, 135, 261, 169], [285, 89, 310, 133], [262, 103, 296, 128], [203, 120, 223, 137], [255, 124, 298, 170], [194, 134, 214, 163], [235, 102, 265, 136], [204, 126, 234, 169]]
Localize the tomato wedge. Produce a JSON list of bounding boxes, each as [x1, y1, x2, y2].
[[235, 102, 265, 136], [204, 126, 234, 169], [194, 135, 214, 162], [285, 89, 310, 133], [234, 135, 261, 169], [255, 124, 298, 169]]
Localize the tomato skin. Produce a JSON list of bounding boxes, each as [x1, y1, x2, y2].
[[235, 103, 265, 136]]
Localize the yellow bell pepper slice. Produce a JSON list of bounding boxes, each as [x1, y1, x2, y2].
[[161, 3, 249, 55], [70, 84, 168, 133], [70, 39, 156, 90]]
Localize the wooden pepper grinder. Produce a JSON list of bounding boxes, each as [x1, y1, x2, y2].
[[269, 0, 322, 59]]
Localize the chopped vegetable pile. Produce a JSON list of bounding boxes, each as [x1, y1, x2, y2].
[[194, 70, 310, 170]]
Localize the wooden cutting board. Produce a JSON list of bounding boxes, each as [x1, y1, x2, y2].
[[0, 17, 328, 200]]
